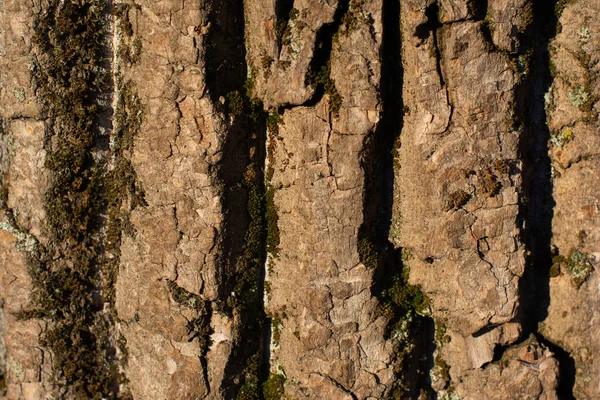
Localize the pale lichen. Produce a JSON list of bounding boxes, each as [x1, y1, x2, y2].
[[568, 85, 590, 109], [550, 128, 574, 147]]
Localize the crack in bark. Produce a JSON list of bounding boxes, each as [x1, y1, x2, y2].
[[512, 1, 575, 397], [360, 0, 436, 397], [314, 372, 359, 400]]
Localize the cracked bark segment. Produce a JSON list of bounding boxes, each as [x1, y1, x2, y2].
[[246, 0, 338, 107], [114, 1, 230, 398], [398, 1, 525, 334], [0, 231, 52, 399], [265, 2, 393, 397], [0, 0, 51, 396], [396, 0, 527, 389], [456, 336, 559, 399], [540, 1, 600, 398], [486, 0, 531, 53], [0, 121, 50, 399], [1, 0, 47, 241], [438, 0, 470, 23]]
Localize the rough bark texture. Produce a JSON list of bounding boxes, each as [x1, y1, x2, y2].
[[0, 0, 598, 399], [1, 0, 52, 397], [539, 1, 600, 399]]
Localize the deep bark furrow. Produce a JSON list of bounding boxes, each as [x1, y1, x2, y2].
[[518, 0, 576, 397]]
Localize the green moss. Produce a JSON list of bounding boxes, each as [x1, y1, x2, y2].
[[340, 0, 373, 35], [265, 111, 283, 182], [266, 187, 280, 257], [358, 238, 379, 269], [236, 353, 261, 400], [227, 179, 268, 397], [114, 4, 133, 37], [232, 183, 265, 309], [13, 0, 147, 396], [263, 373, 285, 400], [167, 281, 212, 351], [307, 61, 343, 117], [555, 0, 575, 17], [114, 4, 142, 65], [445, 190, 471, 211], [272, 314, 283, 345], [359, 240, 429, 323], [23, 0, 122, 396], [226, 90, 246, 116], [276, 8, 299, 47], [520, 2, 534, 34], [434, 354, 450, 383], [104, 77, 145, 312], [363, 238, 431, 397], [117, 331, 129, 367], [493, 159, 511, 175], [467, 0, 478, 18], [387, 276, 429, 316], [549, 263, 561, 278], [223, 72, 264, 123], [266, 112, 283, 136], [261, 54, 273, 78], [434, 321, 449, 346], [479, 168, 501, 197], [553, 250, 593, 288]]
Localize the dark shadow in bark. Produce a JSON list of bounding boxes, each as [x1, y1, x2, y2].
[[414, 2, 441, 42], [302, 0, 349, 107], [468, 0, 488, 22], [205, 0, 247, 102], [205, 0, 269, 397], [275, 0, 295, 53], [360, 0, 435, 397], [516, 1, 575, 398], [414, 3, 444, 86]]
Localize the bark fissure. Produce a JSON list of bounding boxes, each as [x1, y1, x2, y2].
[[516, 0, 576, 397], [360, 0, 435, 397], [301, 0, 350, 113], [207, 1, 270, 397], [17, 0, 121, 396]]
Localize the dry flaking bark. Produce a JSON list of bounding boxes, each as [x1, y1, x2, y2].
[[1, 0, 58, 397], [113, 0, 233, 398], [248, 0, 401, 398], [539, 1, 600, 398], [0, 0, 599, 399], [394, 0, 561, 398]]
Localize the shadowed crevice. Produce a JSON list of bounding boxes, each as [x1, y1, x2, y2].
[[301, 0, 350, 109], [206, 0, 269, 397], [516, 0, 575, 397], [360, 0, 435, 397], [414, 2, 444, 87], [275, 0, 295, 53], [205, 0, 247, 102], [468, 0, 488, 22]]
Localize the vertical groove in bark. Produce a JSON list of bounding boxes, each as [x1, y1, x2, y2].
[[207, 0, 269, 397], [19, 0, 119, 396], [303, 0, 349, 109], [275, 0, 295, 54], [518, 0, 576, 397], [360, 0, 435, 397]]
